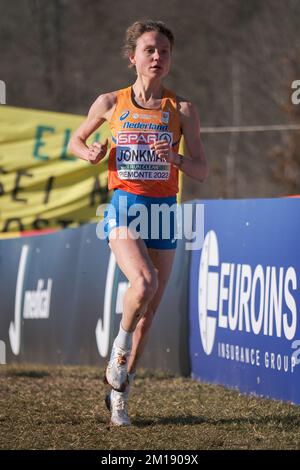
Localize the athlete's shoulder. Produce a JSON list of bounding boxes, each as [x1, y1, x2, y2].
[[92, 91, 118, 112], [175, 95, 199, 122], [176, 95, 194, 114], [95, 86, 132, 108], [89, 90, 122, 121]]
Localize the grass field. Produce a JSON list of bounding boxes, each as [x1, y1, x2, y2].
[[0, 364, 300, 450]]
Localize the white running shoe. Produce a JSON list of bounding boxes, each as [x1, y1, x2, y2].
[[105, 344, 130, 392], [105, 389, 131, 426]]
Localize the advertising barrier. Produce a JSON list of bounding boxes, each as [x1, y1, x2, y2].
[[0, 222, 190, 375], [2, 196, 299, 403], [189, 198, 300, 403]]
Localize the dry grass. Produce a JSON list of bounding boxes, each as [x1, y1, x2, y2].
[[0, 364, 300, 450]]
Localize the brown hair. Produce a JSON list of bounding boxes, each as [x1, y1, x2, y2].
[[123, 20, 174, 68]]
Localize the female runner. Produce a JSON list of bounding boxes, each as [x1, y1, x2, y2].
[[69, 19, 208, 426]]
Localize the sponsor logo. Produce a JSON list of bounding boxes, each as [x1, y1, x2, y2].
[[198, 231, 218, 355], [199, 230, 298, 354], [94, 254, 130, 358], [9, 245, 53, 355], [95, 252, 116, 357], [162, 111, 169, 124], [23, 279, 52, 319], [197, 230, 299, 373], [122, 121, 168, 131], [159, 132, 172, 145], [117, 131, 171, 146], [133, 112, 157, 120], [120, 110, 130, 121], [118, 132, 158, 145], [0, 80, 6, 105]]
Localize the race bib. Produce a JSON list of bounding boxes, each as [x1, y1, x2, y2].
[[116, 131, 173, 180]]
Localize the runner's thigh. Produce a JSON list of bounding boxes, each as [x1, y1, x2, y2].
[[109, 227, 156, 285]]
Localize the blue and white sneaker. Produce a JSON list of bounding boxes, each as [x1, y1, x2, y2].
[[104, 343, 130, 392], [105, 388, 131, 426]]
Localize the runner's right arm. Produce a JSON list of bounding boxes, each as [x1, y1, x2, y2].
[[68, 92, 117, 165]]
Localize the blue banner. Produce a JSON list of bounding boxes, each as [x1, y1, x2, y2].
[[0, 223, 190, 374], [189, 198, 300, 403]]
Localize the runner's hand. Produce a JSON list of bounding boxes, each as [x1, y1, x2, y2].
[[151, 140, 177, 164], [87, 139, 108, 165]]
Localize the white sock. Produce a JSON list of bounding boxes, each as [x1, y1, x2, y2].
[[114, 322, 133, 351]]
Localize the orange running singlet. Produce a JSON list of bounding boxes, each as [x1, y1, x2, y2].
[[108, 86, 182, 197]]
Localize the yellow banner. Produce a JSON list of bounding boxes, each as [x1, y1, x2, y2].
[[0, 106, 184, 233], [0, 106, 110, 232]]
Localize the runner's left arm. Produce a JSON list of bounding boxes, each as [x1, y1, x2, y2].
[[152, 100, 209, 182]]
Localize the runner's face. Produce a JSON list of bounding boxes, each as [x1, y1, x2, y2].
[[130, 32, 171, 80]]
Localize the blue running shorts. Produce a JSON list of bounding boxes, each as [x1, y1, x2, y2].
[[103, 189, 178, 250]]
